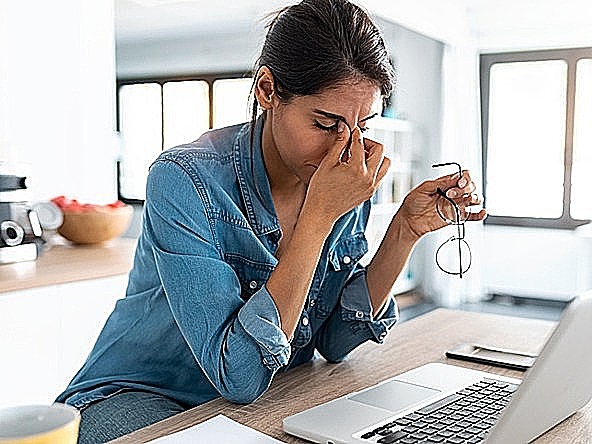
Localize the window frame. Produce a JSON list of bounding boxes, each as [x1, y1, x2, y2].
[[115, 71, 254, 204], [480, 47, 592, 229]]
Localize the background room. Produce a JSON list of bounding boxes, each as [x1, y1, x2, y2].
[[0, 0, 591, 409]]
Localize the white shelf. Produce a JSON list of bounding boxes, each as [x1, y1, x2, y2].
[[364, 117, 419, 295], [369, 116, 414, 133], [363, 202, 417, 295]]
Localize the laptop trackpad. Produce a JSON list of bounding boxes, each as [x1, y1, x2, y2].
[[350, 380, 440, 413]]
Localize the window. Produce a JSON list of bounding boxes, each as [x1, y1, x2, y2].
[[117, 74, 253, 201], [162, 81, 210, 150], [571, 59, 592, 220], [118, 83, 163, 201], [213, 78, 254, 129], [480, 48, 592, 229]]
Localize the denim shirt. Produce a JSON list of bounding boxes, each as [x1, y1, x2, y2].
[[56, 116, 398, 409]]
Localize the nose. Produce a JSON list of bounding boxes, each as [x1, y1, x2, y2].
[[345, 126, 364, 150], [338, 121, 362, 147]]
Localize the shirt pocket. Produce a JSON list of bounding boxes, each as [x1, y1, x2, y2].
[[224, 253, 275, 300], [328, 232, 369, 272]]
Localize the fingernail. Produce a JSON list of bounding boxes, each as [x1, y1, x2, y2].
[[446, 189, 457, 198], [458, 177, 467, 187]]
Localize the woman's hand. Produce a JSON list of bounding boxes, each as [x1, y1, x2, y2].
[[397, 170, 487, 239], [270, 125, 390, 339], [303, 125, 390, 227]]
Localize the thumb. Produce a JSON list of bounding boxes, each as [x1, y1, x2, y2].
[[428, 172, 463, 193], [415, 174, 455, 197]]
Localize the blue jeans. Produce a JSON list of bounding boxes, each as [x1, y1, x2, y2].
[[77, 390, 185, 443]]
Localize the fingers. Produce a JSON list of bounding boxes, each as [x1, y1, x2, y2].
[[348, 126, 366, 165], [459, 192, 483, 207], [323, 121, 351, 165], [432, 169, 477, 200], [354, 131, 391, 188], [363, 137, 385, 179], [450, 191, 487, 224], [375, 156, 391, 185], [322, 125, 389, 192], [424, 168, 487, 223], [466, 209, 488, 222]]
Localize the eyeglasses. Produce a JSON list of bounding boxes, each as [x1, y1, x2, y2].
[[432, 162, 472, 278]]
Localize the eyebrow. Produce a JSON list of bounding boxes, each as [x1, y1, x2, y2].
[[312, 109, 378, 126]]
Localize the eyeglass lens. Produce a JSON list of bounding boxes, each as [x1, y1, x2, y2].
[[436, 236, 472, 276], [436, 193, 471, 225]]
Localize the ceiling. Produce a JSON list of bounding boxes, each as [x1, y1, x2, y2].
[[115, 0, 592, 50], [115, 0, 294, 42]]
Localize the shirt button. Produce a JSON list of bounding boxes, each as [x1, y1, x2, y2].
[[302, 317, 309, 326], [249, 280, 257, 289], [309, 299, 316, 307], [343, 255, 351, 264], [379, 332, 387, 340], [355, 310, 364, 319]]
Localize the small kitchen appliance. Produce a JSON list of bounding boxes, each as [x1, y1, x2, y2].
[[0, 166, 43, 264]]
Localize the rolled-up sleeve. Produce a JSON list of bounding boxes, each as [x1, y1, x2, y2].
[[237, 286, 291, 369], [146, 159, 289, 403], [316, 270, 399, 363]]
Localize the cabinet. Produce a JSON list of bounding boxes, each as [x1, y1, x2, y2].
[[0, 239, 135, 408], [0, 276, 128, 408], [364, 116, 418, 294]]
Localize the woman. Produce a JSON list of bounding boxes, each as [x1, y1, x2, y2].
[[57, 0, 486, 442]]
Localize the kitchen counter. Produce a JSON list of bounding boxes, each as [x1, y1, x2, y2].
[[0, 237, 137, 294]]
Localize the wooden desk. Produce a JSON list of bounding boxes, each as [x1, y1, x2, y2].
[[112, 309, 592, 443], [0, 237, 136, 294]]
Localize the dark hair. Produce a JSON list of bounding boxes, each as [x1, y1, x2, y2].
[[250, 0, 395, 128]]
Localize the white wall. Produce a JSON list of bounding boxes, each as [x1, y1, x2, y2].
[[360, 0, 470, 47], [467, 0, 592, 52], [117, 29, 264, 79], [375, 6, 486, 305], [481, 225, 592, 301], [468, 1, 592, 301], [0, 0, 118, 204]]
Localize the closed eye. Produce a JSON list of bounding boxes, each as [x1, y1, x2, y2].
[[313, 120, 339, 132], [313, 120, 370, 134]]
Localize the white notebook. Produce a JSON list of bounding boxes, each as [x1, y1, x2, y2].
[[146, 414, 285, 444]]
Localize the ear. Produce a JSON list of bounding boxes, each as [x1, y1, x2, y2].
[[254, 66, 277, 110]]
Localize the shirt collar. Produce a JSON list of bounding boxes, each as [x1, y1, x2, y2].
[[233, 115, 281, 236]]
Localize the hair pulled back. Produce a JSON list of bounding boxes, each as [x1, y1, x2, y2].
[[251, 0, 395, 121]]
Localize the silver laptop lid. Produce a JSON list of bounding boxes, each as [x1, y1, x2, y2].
[[486, 290, 592, 443]]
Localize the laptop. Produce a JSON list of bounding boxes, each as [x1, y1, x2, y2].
[[283, 291, 592, 444]]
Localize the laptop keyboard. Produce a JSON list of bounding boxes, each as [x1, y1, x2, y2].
[[360, 378, 519, 444]]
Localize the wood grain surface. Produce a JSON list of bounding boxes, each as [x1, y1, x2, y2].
[[0, 237, 136, 294], [111, 308, 592, 443]]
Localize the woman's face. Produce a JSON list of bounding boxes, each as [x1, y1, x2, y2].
[[264, 79, 382, 185]]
